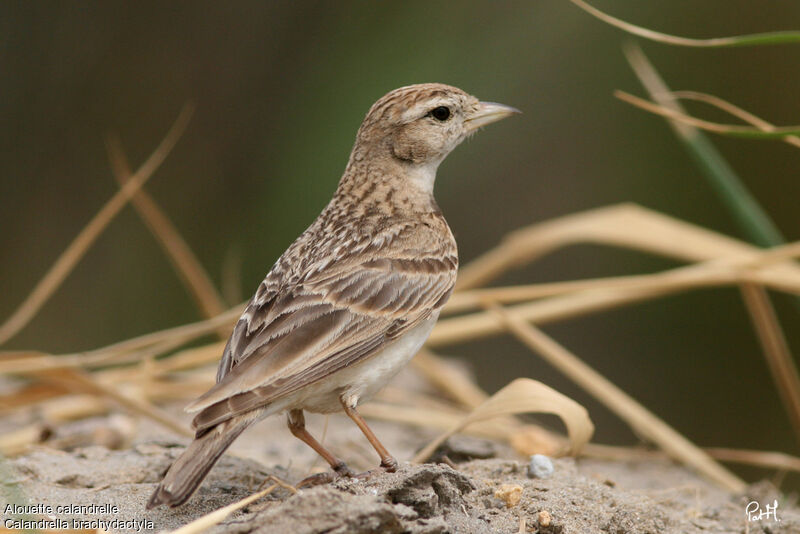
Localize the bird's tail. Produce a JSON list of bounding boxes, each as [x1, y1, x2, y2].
[[146, 415, 254, 509]]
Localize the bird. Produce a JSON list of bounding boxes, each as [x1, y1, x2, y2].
[[147, 83, 519, 508]]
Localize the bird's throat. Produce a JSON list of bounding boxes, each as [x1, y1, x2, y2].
[[336, 157, 440, 215]]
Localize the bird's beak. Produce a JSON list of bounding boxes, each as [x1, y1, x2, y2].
[[465, 101, 521, 132]]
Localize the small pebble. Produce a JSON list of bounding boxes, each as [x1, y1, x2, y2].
[[483, 496, 507, 509], [493, 484, 522, 508], [527, 454, 554, 479], [538, 510, 552, 527]]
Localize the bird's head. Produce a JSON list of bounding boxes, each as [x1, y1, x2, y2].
[[348, 83, 519, 192]]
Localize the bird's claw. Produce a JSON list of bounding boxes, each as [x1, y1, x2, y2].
[[297, 462, 354, 488], [350, 459, 399, 481], [297, 459, 398, 487], [379, 457, 398, 472]]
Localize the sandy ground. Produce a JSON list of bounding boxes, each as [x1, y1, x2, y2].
[[2, 406, 797, 534], [1, 366, 797, 533]]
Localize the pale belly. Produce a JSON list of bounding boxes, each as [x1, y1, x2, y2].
[[270, 312, 439, 415]]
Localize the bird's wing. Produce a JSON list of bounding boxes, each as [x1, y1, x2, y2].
[[186, 242, 456, 433]]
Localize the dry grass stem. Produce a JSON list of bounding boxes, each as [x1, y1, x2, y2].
[[0, 352, 131, 375], [14, 389, 182, 431], [411, 349, 489, 408], [408, 350, 572, 454], [739, 283, 800, 443], [449, 237, 800, 316], [435, 206, 800, 347], [0, 308, 241, 375], [360, 403, 481, 434], [704, 447, 800, 473], [361, 402, 567, 456], [667, 91, 800, 148], [487, 303, 746, 492], [615, 90, 800, 141], [669, 92, 772, 129], [448, 264, 777, 317], [261, 474, 297, 495], [221, 245, 244, 305], [0, 424, 50, 456], [456, 204, 799, 291], [4, 206, 800, 376], [38, 369, 191, 437], [106, 136, 228, 323], [585, 443, 800, 474], [0, 104, 195, 346], [377, 386, 471, 413], [144, 341, 227, 375], [40, 394, 111, 423], [431, 273, 744, 348], [412, 378, 593, 463], [622, 45, 799, 439], [163, 483, 281, 534], [0, 382, 69, 413], [446, 274, 714, 315], [568, 0, 800, 47], [580, 443, 663, 462], [622, 41, 785, 250], [86, 305, 241, 360]]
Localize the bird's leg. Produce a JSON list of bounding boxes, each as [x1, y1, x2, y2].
[[287, 409, 353, 487], [340, 398, 398, 472]]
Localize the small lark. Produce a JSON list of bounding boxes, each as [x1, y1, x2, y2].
[[147, 83, 518, 508]]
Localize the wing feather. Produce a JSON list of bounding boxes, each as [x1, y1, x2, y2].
[[188, 225, 457, 432]]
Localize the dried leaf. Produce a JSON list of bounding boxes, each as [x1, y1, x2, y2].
[[413, 378, 593, 463], [490, 304, 746, 492]]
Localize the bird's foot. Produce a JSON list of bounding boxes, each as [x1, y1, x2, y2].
[[350, 457, 399, 481], [380, 456, 398, 472], [297, 462, 354, 488], [297, 458, 399, 487]]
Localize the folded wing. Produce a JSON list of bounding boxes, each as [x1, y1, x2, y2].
[[186, 251, 456, 433]]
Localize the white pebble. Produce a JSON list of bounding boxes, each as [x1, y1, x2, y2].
[[528, 454, 554, 479]]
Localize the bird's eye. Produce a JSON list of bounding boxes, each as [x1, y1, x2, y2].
[[429, 106, 451, 121]]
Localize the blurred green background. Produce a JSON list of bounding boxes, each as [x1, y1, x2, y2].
[[2, 1, 799, 481]]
